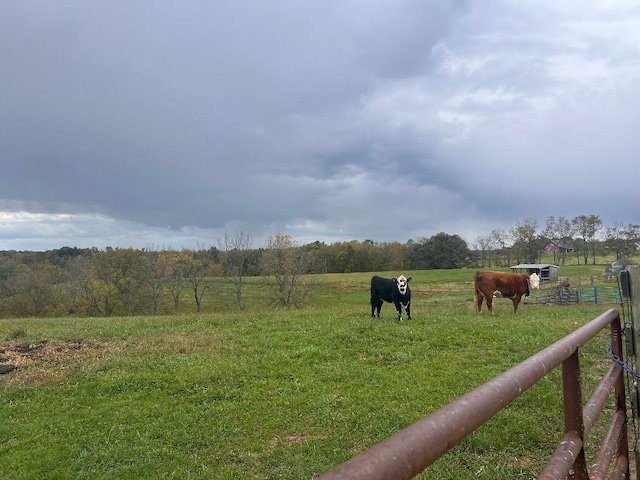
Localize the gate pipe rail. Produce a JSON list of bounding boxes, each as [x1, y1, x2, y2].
[[319, 308, 627, 480]]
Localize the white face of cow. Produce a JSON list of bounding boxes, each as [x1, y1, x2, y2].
[[529, 273, 540, 290], [396, 275, 409, 295]]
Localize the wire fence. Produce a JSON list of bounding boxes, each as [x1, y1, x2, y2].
[[526, 286, 622, 305]]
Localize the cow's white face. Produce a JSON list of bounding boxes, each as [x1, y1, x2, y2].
[[396, 275, 409, 295], [529, 273, 540, 290]]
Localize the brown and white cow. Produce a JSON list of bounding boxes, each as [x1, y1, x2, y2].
[[474, 270, 540, 313]]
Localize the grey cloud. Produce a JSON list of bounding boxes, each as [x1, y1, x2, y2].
[[1, 1, 640, 250]]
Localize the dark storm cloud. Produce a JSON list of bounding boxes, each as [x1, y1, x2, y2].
[[1, 1, 640, 250]]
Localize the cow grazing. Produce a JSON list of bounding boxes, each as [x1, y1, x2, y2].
[[370, 275, 412, 321], [474, 270, 540, 313]]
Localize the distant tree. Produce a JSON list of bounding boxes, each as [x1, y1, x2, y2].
[[510, 218, 539, 264], [261, 234, 310, 308], [166, 252, 189, 313], [11, 263, 65, 316], [378, 241, 406, 271], [183, 250, 209, 313], [219, 231, 253, 310], [572, 214, 603, 264], [604, 223, 640, 265], [407, 236, 430, 270], [547, 216, 574, 265], [423, 232, 470, 269], [338, 242, 356, 273], [92, 250, 125, 316], [474, 234, 493, 268], [303, 241, 328, 273], [105, 248, 148, 315], [144, 249, 174, 315], [490, 229, 511, 267], [67, 255, 105, 316]]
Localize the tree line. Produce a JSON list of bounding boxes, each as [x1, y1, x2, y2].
[[0, 214, 637, 318]]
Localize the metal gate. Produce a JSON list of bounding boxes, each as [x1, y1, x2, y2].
[[319, 308, 629, 480]]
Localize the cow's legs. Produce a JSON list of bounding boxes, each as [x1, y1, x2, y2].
[[405, 302, 411, 320], [512, 294, 523, 313], [485, 294, 494, 313], [371, 299, 383, 318], [393, 301, 402, 321], [474, 290, 484, 312]]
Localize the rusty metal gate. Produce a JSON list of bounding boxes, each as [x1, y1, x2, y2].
[[318, 308, 629, 480]]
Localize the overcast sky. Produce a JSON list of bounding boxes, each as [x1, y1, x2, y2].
[[2, 1, 640, 251]]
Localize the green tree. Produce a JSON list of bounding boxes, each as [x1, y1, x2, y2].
[[510, 218, 539, 264], [572, 214, 603, 265], [407, 236, 430, 270], [423, 233, 470, 269], [604, 223, 640, 265]]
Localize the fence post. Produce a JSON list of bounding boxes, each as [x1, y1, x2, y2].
[[627, 266, 640, 480]]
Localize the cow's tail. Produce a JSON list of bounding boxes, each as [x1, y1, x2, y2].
[[473, 271, 481, 301]]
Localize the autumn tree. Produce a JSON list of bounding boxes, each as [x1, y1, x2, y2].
[[143, 249, 175, 315], [67, 255, 105, 316], [10, 263, 65, 316]]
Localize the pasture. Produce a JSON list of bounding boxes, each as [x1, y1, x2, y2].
[[0, 267, 627, 479]]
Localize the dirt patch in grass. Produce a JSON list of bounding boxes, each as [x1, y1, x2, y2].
[[0, 339, 115, 386]]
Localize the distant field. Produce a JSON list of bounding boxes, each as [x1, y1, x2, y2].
[[0, 269, 628, 479]]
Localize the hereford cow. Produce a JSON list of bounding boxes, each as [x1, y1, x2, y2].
[[474, 270, 540, 313], [370, 275, 412, 321]]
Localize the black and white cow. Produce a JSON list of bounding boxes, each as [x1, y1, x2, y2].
[[370, 275, 412, 321]]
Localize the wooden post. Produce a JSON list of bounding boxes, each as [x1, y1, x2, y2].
[[626, 266, 640, 480]]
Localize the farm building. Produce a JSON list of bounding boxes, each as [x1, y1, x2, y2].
[[543, 241, 574, 254], [511, 263, 559, 282]]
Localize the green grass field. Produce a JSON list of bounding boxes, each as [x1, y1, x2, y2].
[[0, 268, 629, 479]]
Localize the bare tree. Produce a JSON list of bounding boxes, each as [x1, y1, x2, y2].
[[474, 234, 493, 268], [261, 234, 310, 309], [144, 249, 174, 315], [490, 229, 511, 267], [219, 231, 253, 310], [183, 250, 209, 313], [166, 252, 188, 313], [68, 255, 105, 316]]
